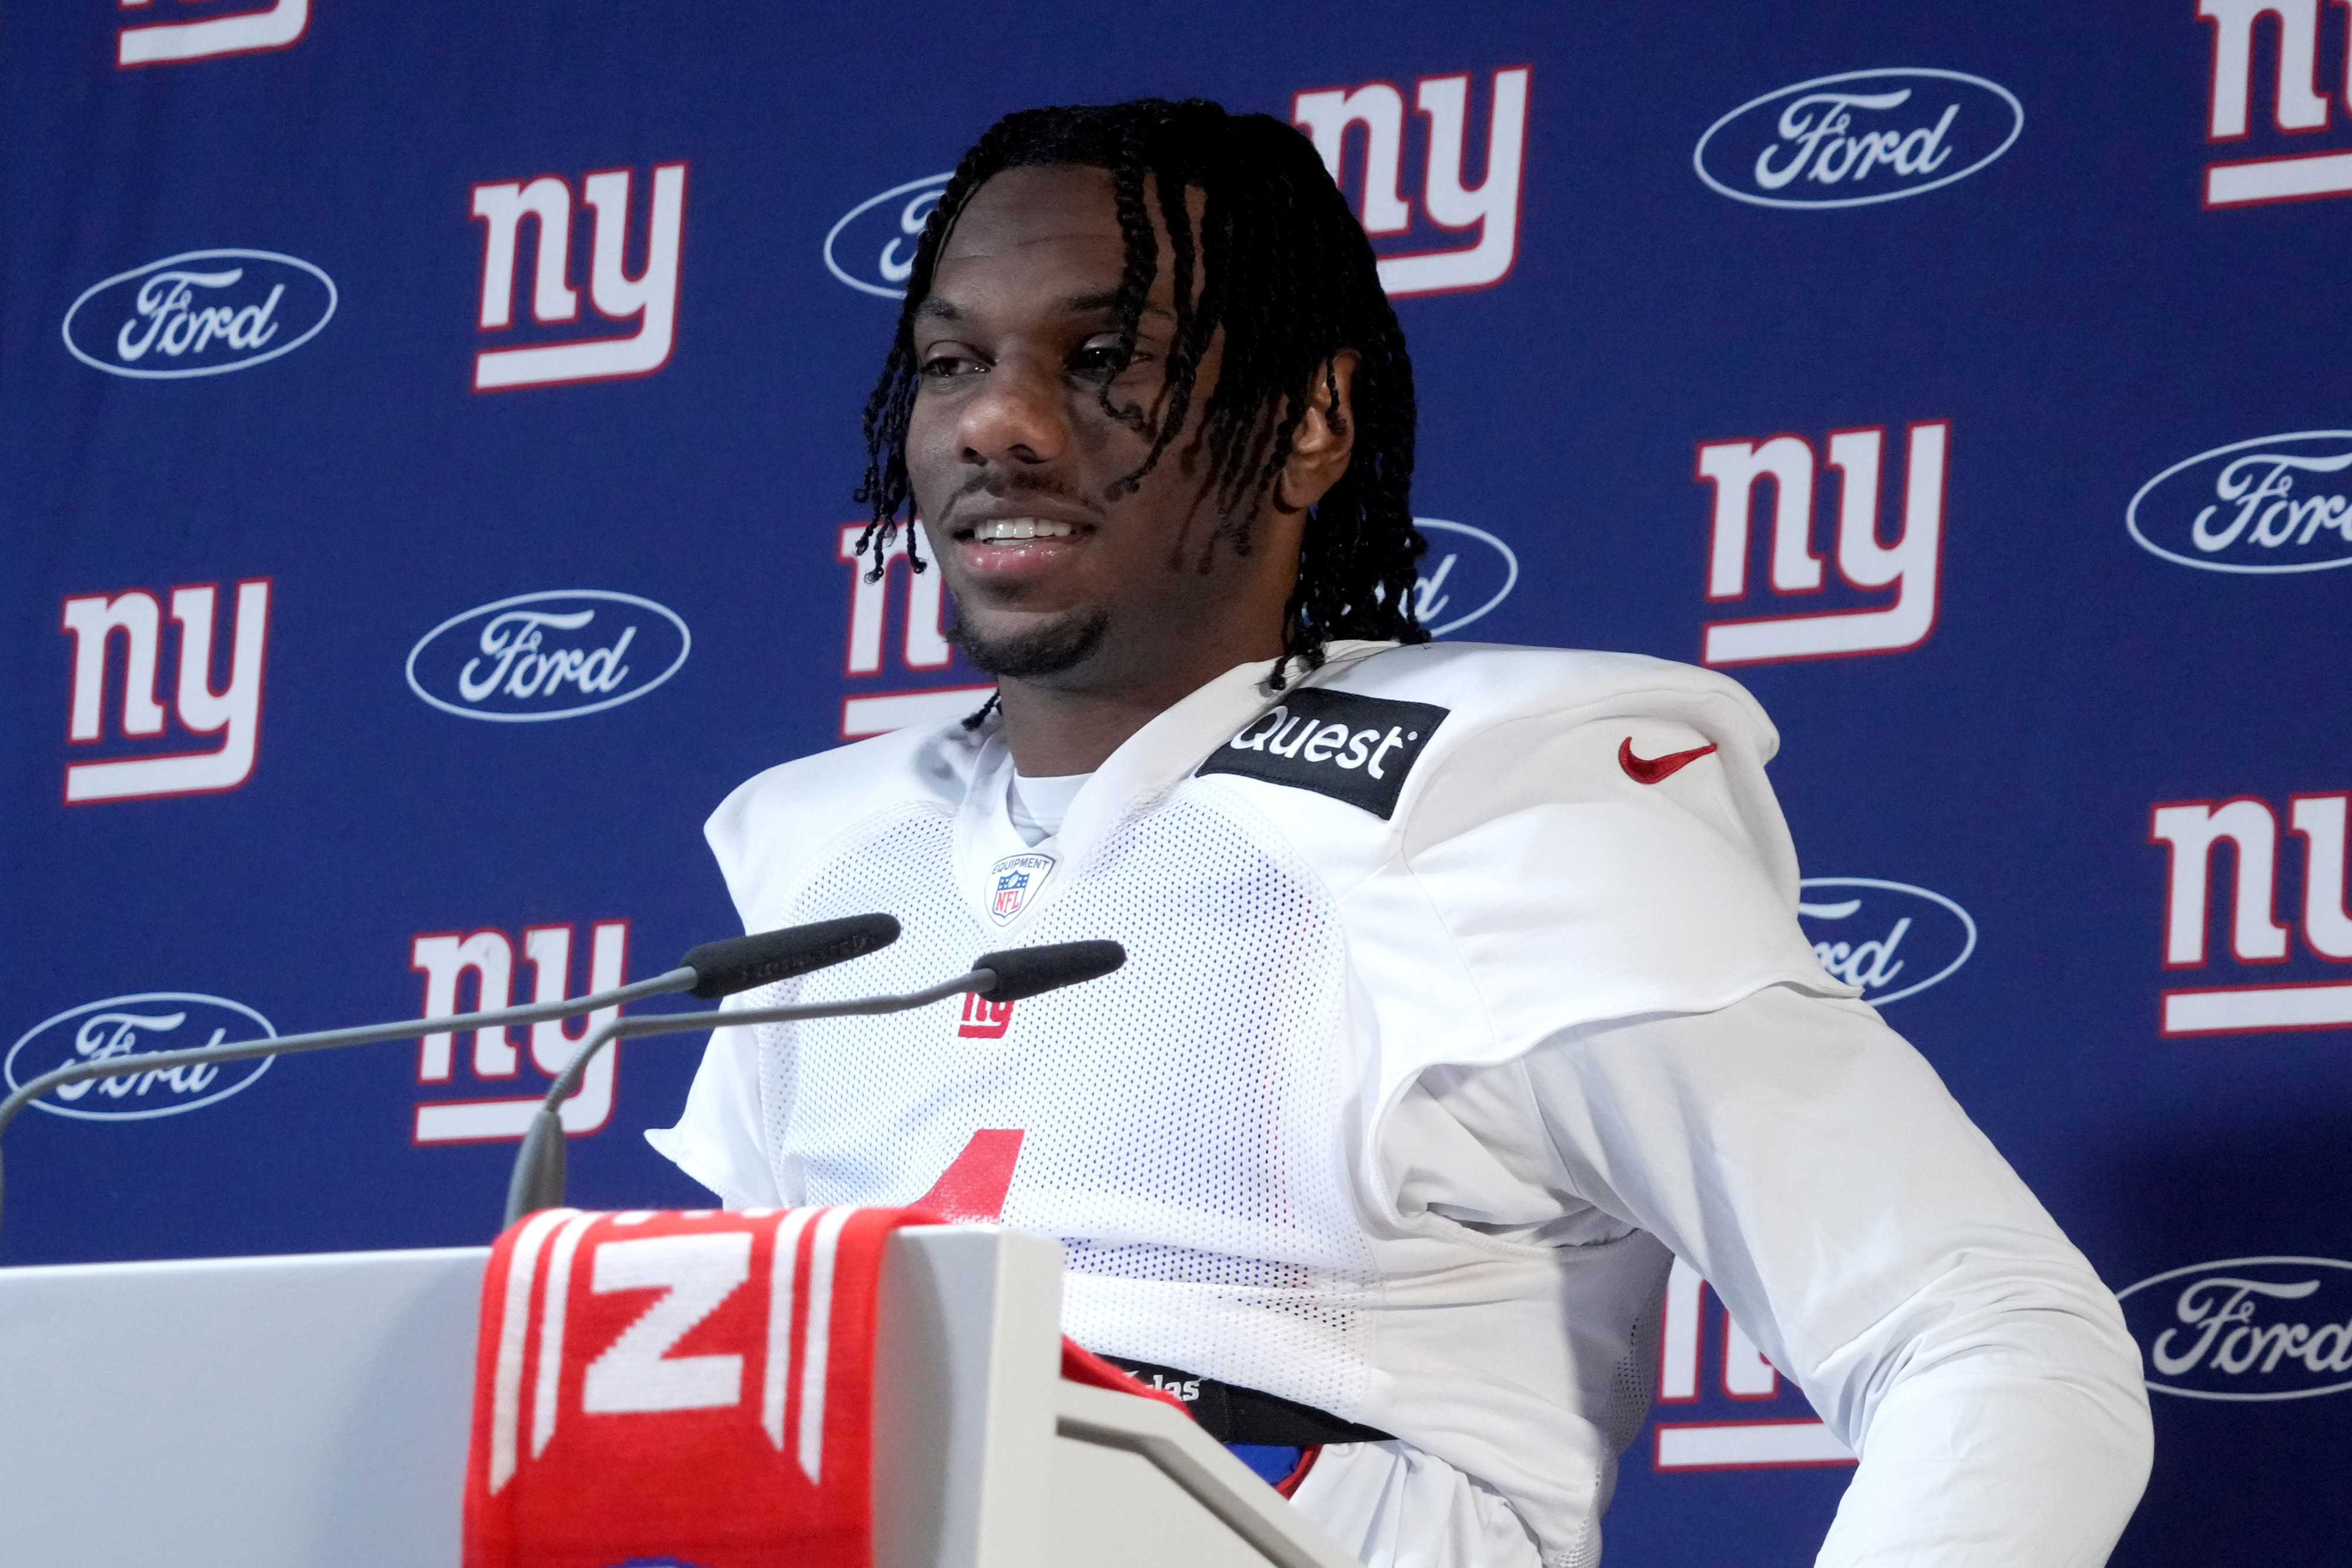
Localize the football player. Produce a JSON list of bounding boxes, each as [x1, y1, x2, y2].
[[652, 99, 2150, 1567]]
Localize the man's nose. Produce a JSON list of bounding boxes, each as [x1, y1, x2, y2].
[[957, 357, 1067, 467]]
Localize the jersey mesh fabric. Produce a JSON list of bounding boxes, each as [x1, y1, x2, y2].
[[746, 791, 1381, 1418]]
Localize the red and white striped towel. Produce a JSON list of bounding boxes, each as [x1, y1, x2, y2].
[[463, 1206, 1192, 1568], [463, 1205, 936, 1568]]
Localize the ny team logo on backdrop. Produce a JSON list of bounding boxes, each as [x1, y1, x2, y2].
[[2149, 791, 2352, 1037], [1693, 422, 1949, 666], [2197, 0, 2352, 206], [410, 921, 632, 1144], [825, 64, 1529, 301], [115, 0, 306, 69], [58, 580, 270, 804], [471, 163, 688, 391], [1291, 65, 1530, 295], [834, 526, 987, 740]]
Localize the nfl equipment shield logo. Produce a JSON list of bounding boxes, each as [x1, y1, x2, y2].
[[986, 851, 1054, 927]]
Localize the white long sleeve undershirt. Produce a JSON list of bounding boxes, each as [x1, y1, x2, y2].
[[1382, 984, 2152, 1567]]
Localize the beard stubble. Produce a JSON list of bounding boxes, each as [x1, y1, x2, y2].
[[948, 603, 1114, 680]]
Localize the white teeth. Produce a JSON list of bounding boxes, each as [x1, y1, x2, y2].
[[974, 517, 1077, 542]]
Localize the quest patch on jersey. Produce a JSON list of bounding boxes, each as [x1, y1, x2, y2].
[[1197, 688, 1449, 819]]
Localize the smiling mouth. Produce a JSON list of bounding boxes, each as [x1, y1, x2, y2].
[[968, 517, 1085, 543]]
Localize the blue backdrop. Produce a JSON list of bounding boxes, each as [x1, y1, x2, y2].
[[6, 3, 2348, 1562]]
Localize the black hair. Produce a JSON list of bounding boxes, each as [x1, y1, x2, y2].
[[853, 96, 1426, 692]]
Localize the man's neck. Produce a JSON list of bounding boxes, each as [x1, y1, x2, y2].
[[993, 652, 1268, 776]]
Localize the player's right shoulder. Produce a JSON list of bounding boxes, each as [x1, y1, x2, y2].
[[704, 719, 982, 925]]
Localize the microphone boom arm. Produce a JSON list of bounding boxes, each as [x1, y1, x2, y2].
[[504, 967, 996, 1225], [0, 967, 699, 1132], [0, 965, 701, 1237], [0, 913, 907, 1243]]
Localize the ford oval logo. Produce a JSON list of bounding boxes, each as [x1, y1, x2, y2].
[[62, 248, 336, 379], [825, 173, 953, 299], [1695, 68, 2023, 210], [2119, 1256, 2352, 1402], [407, 590, 690, 723], [6, 992, 276, 1121], [2127, 430, 2352, 575], [1797, 876, 1976, 1004], [1413, 517, 1520, 637]]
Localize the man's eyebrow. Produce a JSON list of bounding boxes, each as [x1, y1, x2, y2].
[[1062, 289, 1175, 322], [912, 290, 1177, 325]]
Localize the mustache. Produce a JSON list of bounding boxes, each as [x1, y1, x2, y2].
[[938, 470, 1106, 524]]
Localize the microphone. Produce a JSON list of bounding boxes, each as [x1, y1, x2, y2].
[[971, 940, 1126, 1002], [681, 914, 901, 998], [505, 939, 1127, 1224], [0, 915, 902, 1238]]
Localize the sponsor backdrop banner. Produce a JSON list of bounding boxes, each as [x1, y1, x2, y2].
[[2, 3, 2343, 1562]]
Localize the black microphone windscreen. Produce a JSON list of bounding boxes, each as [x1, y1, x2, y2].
[[683, 914, 901, 999], [970, 940, 1126, 1003]]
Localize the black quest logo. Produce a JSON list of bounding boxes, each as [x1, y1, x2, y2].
[[1198, 688, 1448, 819]]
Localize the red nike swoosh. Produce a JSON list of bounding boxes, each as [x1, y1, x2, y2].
[[1619, 736, 1718, 784]]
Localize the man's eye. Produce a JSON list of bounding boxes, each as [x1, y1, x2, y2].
[[921, 353, 980, 379], [1071, 342, 1135, 379]]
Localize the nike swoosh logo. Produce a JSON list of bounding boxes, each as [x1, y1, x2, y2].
[[1619, 736, 1718, 785]]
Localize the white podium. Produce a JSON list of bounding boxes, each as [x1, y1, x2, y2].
[[0, 1229, 1358, 1568]]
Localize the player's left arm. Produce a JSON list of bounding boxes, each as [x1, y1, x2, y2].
[[1516, 989, 2153, 1567], [1397, 698, 2153, 1564]]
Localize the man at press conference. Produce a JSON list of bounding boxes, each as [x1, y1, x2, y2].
[[649, 99, 2151, 1568]]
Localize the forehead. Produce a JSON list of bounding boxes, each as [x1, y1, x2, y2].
[[923, 165, 1159, 314], [943, 165, 1124, 260]]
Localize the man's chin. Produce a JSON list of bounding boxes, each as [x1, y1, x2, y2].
[[951, 608, 1111, 681]]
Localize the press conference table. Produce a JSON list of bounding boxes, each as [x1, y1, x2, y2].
[[0, 1229, 1357, 1568]]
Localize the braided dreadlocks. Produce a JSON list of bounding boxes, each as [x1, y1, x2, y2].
[[854, 97, 1426, 689]]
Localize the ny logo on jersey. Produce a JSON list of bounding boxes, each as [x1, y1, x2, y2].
[[1695, 420, 1949, 667], [834, 522, 991, 738], [2198, 0, 2352, 206], [116, 0, 307, 69], [1651, 1259, 1853, 1470], [410, 920, 630, 1143], [2150, 790, 2352, 1036], [470, 163, 687, 391], [957, 994, 1015, 1041], [1293, 65, 1531, 297], [59, 580, 270, 804]]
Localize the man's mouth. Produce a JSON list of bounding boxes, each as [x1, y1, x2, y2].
[[969, 517, 1083, 543]]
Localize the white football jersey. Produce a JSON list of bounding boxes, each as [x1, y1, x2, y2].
[[652, 641, 2149, 1568]]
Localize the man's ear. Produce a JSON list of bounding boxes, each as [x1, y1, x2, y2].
[[1273, 350, 1361, 514]]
